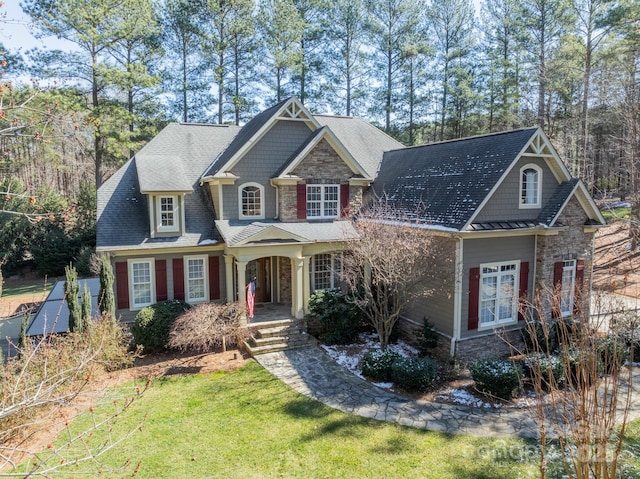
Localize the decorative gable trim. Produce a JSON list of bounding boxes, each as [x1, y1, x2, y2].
[[206, 97, 320, 180]]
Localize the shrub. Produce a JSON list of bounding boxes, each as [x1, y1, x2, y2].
[[415, 317, 439, 356], [361, 348, 403, 381], [471, 358, 523, 400], [391, 356, 439, 392], [522, 317, 580, 354], [168, 302, 250, 352], [598, 334, 629, 375], [86, 314, 134, 371], [131, 300, 190, 353], [523, 353, 564, 389], [306, 289, 362, 345]]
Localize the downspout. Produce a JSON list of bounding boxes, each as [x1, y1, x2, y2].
[[274, 185, 279, 220], [451, 235, 463, 357]]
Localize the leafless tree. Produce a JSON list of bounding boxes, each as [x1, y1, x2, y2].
[[341, 200, 449, 348], [515, 288, 635, 479]]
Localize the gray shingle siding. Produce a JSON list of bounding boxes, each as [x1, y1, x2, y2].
[[472, 156, 559, 224], [461, 236, 535, 338]]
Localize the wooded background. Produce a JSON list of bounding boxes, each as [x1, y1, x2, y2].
[[0, 0, 638, 274]]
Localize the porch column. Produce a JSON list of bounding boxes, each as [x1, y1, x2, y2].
[[302, 255, 311, 316], [224, 254, 235, 303], [236, 261, 247, 307], [291, 257, 309, 319]]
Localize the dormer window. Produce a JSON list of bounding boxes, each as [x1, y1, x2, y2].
[[158, 195, 179, 231], [239, 183, 264, 219], [307, 184, 339, 219], [520, 164, 542, 208]]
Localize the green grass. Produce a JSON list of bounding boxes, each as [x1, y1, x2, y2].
[[601, 206, 630, 221], [1, 279, 54, 301], [28, 362, 542, 478]]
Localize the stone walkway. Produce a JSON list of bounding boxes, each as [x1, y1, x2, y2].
[[256, 347, 640, 439]]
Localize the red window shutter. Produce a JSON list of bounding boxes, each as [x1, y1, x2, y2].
[[155, 259, 167, 301], [574, 259, 585, 315], [518, 262, 529, 321], [297, 184, 307, 220], [552, 261, 563, 318], [468, 267, 480, 330], [340, 183, 350, 217], [115, 262, 129, 309], [173, 258, 185, 301], [209, 256, 220, 300]]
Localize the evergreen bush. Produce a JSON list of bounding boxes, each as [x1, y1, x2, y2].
[[131, 300, 190, 353], [306, 288, 362, 345], [523, 353, 564, 389], [470, 358, 523, 400], [360, 348, 402, 381], [391, 356, 439, 392]]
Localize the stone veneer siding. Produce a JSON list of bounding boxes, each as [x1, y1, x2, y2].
[[279, 256, 292, 303], [279, 138, 363, 222], [535, 196, 595, 318]]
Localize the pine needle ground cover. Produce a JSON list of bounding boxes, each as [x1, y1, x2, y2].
[[46, 362, 541, 478]]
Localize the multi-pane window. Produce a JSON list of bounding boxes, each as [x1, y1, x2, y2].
[[480, 262, 519, 326], [311, 253, 342, 291], [131, 260, 153, 308], [185, 256, 207, 303], [520, 165, 541, 207], [159, 196, 177, 229], [240, 184, 263, 218], [307, 185, 339, 219], [560, 260, 576, 316]]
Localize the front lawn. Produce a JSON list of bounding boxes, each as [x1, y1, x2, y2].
[[35, 361, 540, 478]]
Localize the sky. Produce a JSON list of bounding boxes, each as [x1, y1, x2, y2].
[[1, 1, 73, 53]]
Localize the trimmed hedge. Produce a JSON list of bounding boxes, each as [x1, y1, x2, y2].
[[391, 356, 439, 392], [131, 300, 191, 353], [361, 349, 402, 382], [471, 358, 523, 400]]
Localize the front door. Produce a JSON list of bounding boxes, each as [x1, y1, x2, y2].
[[247, 258, 271, 303]]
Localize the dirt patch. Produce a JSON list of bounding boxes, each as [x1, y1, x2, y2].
[[593, 221, 640, 298]]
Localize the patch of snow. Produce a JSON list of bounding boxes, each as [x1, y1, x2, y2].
[[436, 389, 501, 409], [198, 239, 218, 245]]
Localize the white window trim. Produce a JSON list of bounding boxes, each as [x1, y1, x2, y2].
[[307, 184, 340, 219], [238, 182, 265, 219], [478, 260, 520, 330], [310, 253, 343, 291], [519, 164, 542, 209], [128, 258, 155, 310], [184, 255, 209, 304], [560, 259, 577, 317], [157, 195, 179, 232]]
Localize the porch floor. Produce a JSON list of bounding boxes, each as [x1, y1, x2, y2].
[[247, 303, 295, 324]]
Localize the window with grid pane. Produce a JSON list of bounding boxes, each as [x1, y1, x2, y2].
[[519, 164, 542, 208], [186, 256, 206, 302], [159, 196, 177, 229], [479, 262, 518, 327], [131, 261, 152, 308], [311, 253, 342, 291], [307, 184, 339, 219], [240, 183, 263, 218], [560, 260, 576, 316]]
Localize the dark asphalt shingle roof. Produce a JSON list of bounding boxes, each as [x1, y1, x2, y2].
[[537, 178, 580, 226], [373, 128, 538, 231]]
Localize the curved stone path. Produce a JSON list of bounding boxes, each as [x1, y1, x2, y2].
[[255, 347, 640, 438]]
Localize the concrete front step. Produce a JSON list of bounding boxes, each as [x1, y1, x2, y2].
[[244, 319, 316, 356]]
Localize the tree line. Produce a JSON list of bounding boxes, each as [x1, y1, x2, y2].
[[1, 0, 639, 206]]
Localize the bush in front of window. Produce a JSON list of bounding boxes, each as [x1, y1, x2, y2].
[[523, 353, 565, 390], [306, 288, 363, 345], [131, 300, 191, 353], [391, 356, 440, 392], [360, 348, 403, 381], [470, 358, 523, 400]]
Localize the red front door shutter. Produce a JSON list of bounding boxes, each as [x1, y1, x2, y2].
[[115, 262, 129, 309], [297, 184, 307, 220], [173, 258, 185, 300], [340, 183, 350, 217], [468, 267, 480, 330], [209, 256, 220, 300], [155, 259, 167, 301], [518, 262, 529, 321]]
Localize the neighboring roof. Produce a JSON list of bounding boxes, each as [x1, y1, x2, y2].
[[315, 115, 404, 179], [27, 278, 100, 336], [373, 128, 539, 231], [97, 123, 239, 251], [215, 220, 359, 247]]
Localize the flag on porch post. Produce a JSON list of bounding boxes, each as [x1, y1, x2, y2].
[[246, 277, 256, 319]]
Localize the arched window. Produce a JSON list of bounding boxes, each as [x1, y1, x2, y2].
[[519, 164, 542, 208], [239, 183, 264, 219]]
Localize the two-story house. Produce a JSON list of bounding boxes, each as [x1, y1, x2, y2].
[[97, 97, 606, 359], [97, 97, 402, 322]]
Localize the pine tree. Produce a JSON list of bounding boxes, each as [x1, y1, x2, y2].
[[81, 282, 92, 332], [64, 264, 81, 333], [99, 255, 116, 319]]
